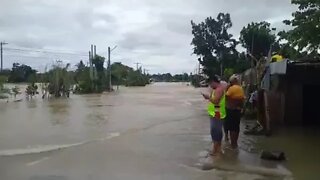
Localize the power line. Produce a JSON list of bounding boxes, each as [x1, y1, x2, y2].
[[3, 47, 88, 56], [4, 52, 86, 59], [3, 54, 72, 60], [6, 46, 88, 54]]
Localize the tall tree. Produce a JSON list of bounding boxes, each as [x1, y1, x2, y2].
[[239, 22, 276, 59], [92, 55, 106, 92], [8, 63, 37, 83], [111, 62, 133, 85], [282, 0, 320, 55], [191, 13, 238, 77]]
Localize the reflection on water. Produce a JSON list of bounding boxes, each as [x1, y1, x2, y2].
[[47, 99, 70, 125]]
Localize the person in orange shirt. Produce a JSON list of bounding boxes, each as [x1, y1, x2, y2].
[[224, 74, 245, 149]]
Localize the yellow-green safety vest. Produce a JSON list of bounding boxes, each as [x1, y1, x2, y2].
[[207, 90, 226, 119]]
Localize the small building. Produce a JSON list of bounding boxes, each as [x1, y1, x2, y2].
[[263, 59, 320, 127]]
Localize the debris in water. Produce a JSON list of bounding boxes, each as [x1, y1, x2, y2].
[[260, 150, 286, 161]]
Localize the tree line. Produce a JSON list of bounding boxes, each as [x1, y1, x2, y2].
[[0, 58, 150, 96], [151, 73, 190, 82], [0, 61, 197, 87]]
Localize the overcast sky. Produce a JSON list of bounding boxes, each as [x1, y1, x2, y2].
[[0, 0, 297, 74]]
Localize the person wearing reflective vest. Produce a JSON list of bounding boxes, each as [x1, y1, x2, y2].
[[202, 75, 227, 156]]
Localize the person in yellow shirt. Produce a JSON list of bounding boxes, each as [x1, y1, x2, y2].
[[224, 74, 245, 149], [271, 54, 284, 62]]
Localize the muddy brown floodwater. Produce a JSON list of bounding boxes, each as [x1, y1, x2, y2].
[[0, 83, 318, 180]]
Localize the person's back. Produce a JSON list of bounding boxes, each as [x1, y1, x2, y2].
[[226, 84, 245, 110], [225, 75, 245, 149]]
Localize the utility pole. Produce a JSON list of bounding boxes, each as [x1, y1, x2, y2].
[[107, 45, 117, 91], [134, 62, 141, 71], [90, 45, 94, 81], [143, 69, 149, 75], [1, 41, 8, 72], [108, 47, 111, 91]]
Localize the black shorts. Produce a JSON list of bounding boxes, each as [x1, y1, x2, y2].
[[224, 108, 241, 132]]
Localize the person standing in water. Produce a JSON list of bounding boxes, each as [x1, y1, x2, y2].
[[224, 74, 245, 149], [202, 75, 227, 156]]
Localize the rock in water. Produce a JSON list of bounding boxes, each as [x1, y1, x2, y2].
[[260, 150, 286, 161]]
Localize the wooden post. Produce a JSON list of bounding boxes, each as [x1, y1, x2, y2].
[[264, 91, 271, 135]]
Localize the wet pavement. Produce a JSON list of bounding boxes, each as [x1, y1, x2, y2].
[[0, 83, 294, 179]]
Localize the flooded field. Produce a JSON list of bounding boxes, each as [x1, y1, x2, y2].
[[0, 83, 318, 179]]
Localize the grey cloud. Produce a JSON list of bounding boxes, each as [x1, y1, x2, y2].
[[0, 0, 297, 73], [119, 30, 164, 50]]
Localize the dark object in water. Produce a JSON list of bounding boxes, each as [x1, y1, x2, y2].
[[244, 122, 265, 136], [244, 129, 265, 135], [260, 150, 286, 161]]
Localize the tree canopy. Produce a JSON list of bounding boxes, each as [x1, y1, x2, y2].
[[282, 0, 320, 55], [191, 13, 249, 78], [111, 62, 133, 85], [240, 22, 276, 59], [8, 63, 37, 83]]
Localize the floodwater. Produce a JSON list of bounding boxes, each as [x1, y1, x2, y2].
[[0, 83, 318, 179], [0, 85, 117, 152], [256, 127, 320, 180]]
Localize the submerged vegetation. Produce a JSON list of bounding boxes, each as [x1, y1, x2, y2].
[[0, 75, 9, 99]]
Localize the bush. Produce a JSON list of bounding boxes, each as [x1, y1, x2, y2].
[[125, 70, 149, 87], [0, 75, 8, 89]]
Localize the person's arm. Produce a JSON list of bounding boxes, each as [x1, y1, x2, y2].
[[201, 88, 212, 100], [225, 85, 233, 98]]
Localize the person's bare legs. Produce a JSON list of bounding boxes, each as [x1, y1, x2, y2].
[[229, 109, 241, 150], [224, 128, 229, 142], [224, 135, 229, 142], [230, 131, 239, 149], [210, 118, 224, 156], [212, 141, 223, 155]]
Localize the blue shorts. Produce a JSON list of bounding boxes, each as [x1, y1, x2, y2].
[[210, 117, 223, 142]]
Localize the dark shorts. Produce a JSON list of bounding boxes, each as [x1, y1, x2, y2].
[[210, 117, 223, 142], [224, 108, 241, 132]]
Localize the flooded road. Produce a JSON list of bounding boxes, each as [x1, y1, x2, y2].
[[0, 83, 315, 179]]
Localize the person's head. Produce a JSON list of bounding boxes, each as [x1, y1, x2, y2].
[[229, 74, 240, 85], [208, 75, 221, 89]]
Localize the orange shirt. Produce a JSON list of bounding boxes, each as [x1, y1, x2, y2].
[[226, 85, 245, 100], [226, 85, 245, 109]]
